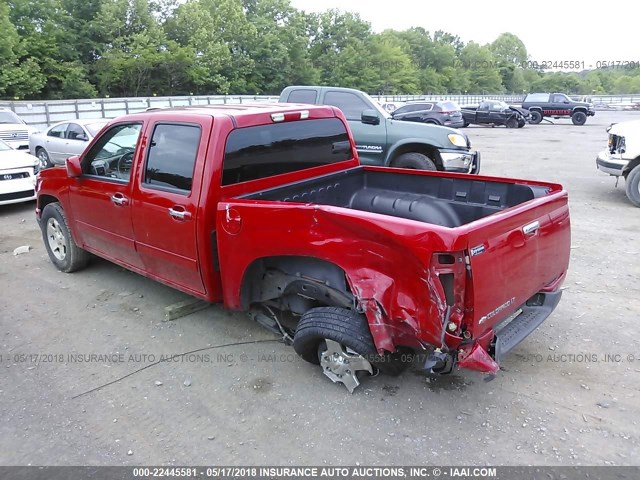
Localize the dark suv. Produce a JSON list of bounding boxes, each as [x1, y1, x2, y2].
[[391, 101, 465, 128], [521, 93, 595, 125]]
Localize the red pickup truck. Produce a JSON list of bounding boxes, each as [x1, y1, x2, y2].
[[35, 104, 570, 392]]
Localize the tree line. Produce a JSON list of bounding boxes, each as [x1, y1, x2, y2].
[[2, 0, 639, 100]]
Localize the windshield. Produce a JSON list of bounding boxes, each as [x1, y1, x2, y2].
[[0, 139, 12, 151], [85, 122, 107, 136], [0, 111, 25, 124]]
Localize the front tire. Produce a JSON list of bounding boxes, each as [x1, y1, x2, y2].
[[530, 111, 543, 124], [517, 118, 526, 128], [41, 203, 89, 273], [572, 111, 587, 126], [505, 117, 518, 129], [391, 152, 437, 171], [625, 165, 640, 207]]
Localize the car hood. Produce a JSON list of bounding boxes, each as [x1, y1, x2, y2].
[[608, 120, 640, 137], [387, 118, 464, 147], [0, 149, 39, 170]]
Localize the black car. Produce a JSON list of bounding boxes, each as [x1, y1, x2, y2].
[[461, 100, 529, 128], [391, 101, 465, 128]]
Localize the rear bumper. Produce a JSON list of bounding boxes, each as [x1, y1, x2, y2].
[[596, 150, 627, 176], [440, 149, 481, 174], [492, 290, 563, 363]]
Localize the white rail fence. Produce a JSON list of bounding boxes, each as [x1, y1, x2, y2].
[[2, 94, 639, 129]]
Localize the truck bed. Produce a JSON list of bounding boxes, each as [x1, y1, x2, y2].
[[242, 167, 550, 227]]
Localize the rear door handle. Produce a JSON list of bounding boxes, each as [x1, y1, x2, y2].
[[522, 221, 540, 236], [168, 207, 192, 221], [111, 193, 129, 206]]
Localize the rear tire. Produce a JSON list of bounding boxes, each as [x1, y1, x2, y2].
[[293, 307, 376, 365], [391, 152, 437, 171], [530, 111, 543, 124], [625, 165, 640, 207], [572, 111, 587, 126], [41, 203, 90, 273]]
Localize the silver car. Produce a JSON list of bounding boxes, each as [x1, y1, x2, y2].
[[29, 119, 107, 168]]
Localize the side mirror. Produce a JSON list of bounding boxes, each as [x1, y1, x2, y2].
[[77, 134, 88, 141], [66, 156, 82, 178], [361, 109, 380, 125]]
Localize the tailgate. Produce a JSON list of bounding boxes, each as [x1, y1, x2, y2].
[[465, 192, 570, 336]]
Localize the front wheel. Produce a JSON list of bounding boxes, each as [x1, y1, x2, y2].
[[625, 165, 640, 207], [391, 152, 437, 171], [293, 307, 376, 393], [41, 203, 90, 273], [530, 111, 543, 124], [572, 111, 587, 126], [517, 118, 526, 128], [505, 117, 518, 129], [36, 148, 53, 169]]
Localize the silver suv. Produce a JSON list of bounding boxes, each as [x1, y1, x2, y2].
[[0, 108, 38, 150]]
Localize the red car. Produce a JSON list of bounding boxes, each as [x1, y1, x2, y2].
[[35, 104, 570, 392]]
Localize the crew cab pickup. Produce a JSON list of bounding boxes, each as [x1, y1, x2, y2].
[[36, 104, 570, 393], [279, 86, 480, 174]]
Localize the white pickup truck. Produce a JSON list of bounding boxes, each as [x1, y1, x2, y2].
[[596, 120, 640, 206]]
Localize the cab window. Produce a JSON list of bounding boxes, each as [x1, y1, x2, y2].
[[82, 123, 142, 181], [143, 124, 201, 193]]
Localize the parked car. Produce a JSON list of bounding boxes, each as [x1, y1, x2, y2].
[[596, 120, 640, 206], [36, 103, 570, 392], [29, 119, 107, 168], [461, 101, 529, 128], [280, 86, 480, 174], [391, 101, 465, 128], [0, 139, 39, 206], [0, 108, 38, 151], [521, 93, 595, 125]]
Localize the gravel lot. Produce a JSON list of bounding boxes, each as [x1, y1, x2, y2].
[[1, 111, 639, 466]]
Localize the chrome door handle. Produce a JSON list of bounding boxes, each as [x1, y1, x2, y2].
[[111, 194, 129, 206], [522, 221, 540, 235], [168, 207, 192, 221]]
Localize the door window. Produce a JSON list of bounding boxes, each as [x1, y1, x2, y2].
[[324, 91, 371, 121], [82, 123, 142, 181], [67, 123, 87, 141], [287, 89, 318, 104], [143, 124, 201, 193]]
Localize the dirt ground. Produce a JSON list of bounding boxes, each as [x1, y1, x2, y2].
[[1, 111, 639, 467]]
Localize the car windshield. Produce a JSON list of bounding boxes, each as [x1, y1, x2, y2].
[[0, 139, 12, 151], [85, 122, 107, 136], [0, 111, 24, 124]]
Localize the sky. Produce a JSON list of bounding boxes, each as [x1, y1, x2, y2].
[[289, 0, 636, 70]]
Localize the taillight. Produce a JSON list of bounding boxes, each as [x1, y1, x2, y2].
[[430, 252, 467, 336]]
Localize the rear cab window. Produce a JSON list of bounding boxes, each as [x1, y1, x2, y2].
[[286, 89, 318, 104], [222, 118, 353, 186]]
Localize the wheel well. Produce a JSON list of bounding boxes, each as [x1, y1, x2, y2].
[[573, 108, 587, 114], [529, 107, 542, 112], [38, 194, 59, 212], [388, 143, 443, 169], [623, 157, 640, 179], [240, 256, 355, 314]]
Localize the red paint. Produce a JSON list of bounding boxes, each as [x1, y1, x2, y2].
[[36, 103, 570, 375]]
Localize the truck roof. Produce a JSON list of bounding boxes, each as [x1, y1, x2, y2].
[[138, 102, 335, 120]]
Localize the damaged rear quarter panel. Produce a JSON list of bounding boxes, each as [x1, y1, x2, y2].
[[216, 200, 466, 353]]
